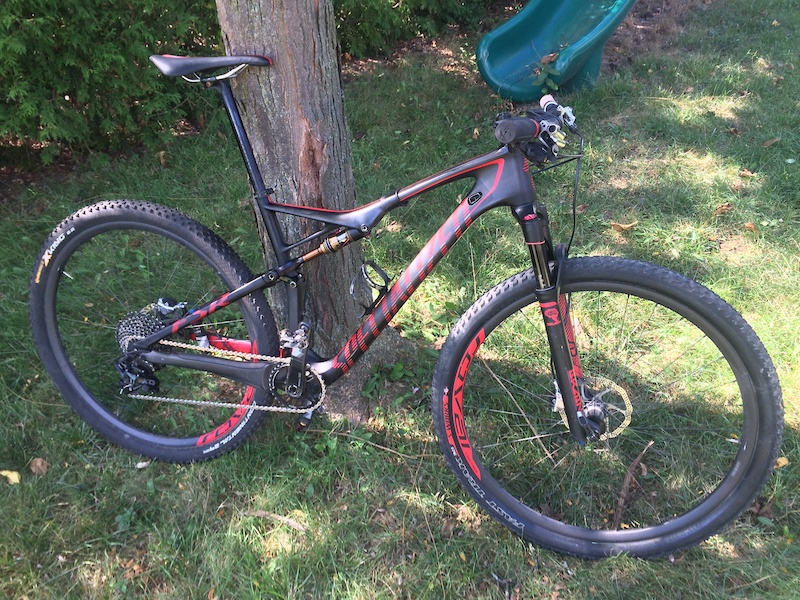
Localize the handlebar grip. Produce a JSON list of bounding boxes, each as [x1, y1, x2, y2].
[[494, 116, 541, 145]]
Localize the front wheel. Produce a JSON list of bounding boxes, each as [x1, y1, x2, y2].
[[29, 200, 279, 462], [432, 256, 783, 558]]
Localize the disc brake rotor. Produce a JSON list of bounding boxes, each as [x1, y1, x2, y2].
[[556, 376, 633, 440]]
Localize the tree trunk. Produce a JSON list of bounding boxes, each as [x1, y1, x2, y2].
[[214, 0, 412, 422]]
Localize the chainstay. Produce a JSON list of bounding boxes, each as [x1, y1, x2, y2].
[[128, 339, 326, 414]]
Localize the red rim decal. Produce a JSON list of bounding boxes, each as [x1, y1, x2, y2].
[[444, 329, 485, 479], [196, 340, 259, 447], [196, 386, 256, 447]]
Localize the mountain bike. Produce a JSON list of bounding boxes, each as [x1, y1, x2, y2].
[[29, 54, 783, 559]]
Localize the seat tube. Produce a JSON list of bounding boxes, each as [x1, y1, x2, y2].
[[513, 202, 588, 444]]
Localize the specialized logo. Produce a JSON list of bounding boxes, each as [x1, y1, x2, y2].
[[444, 329, 486, 480], [467, 191, 483, 205], [198, 386, 256, 450]]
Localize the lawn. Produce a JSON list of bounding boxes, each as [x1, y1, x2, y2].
[[2, 0, 799, 597]]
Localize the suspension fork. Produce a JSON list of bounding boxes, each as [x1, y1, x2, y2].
[[513, 203, 591, 444]]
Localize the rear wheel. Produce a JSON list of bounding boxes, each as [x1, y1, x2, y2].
[[30, 200, 279, 462], [432, 256, 783, 558]]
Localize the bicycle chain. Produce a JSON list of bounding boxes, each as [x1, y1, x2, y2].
[[128, 339, 326, 414]]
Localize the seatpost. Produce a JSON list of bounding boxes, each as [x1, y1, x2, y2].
[[212, 80, 273, 203]]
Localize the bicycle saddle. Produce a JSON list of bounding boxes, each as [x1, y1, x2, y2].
[[149, 54, 272, 78]]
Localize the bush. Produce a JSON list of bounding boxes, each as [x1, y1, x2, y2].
[[336, 0, 490, 57], [0, 0, 220, 162], [1, 0, 488, 162]]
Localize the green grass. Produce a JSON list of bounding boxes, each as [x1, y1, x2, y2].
[[2, 0, 800, 597]]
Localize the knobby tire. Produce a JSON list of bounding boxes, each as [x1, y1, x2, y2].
[[432, 256, 783, 558]]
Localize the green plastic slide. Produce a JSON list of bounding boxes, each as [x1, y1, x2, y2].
[[476, 0, 637, 101]]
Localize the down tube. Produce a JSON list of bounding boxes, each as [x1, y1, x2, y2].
[[314, 198, 491, 383]]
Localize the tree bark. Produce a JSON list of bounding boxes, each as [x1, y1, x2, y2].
[[214, 0, 412, 422]]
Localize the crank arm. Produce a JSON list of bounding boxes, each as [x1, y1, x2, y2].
[[140, 350, 271, 391]]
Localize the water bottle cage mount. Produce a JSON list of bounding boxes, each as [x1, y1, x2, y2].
[[350, 260, 392, 316]]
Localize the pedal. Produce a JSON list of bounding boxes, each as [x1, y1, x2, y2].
[[294, 409, 314, 432]]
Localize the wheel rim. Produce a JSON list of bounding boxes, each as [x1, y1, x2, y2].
[[46, 225, 268, 448], [454, 281, 756, 541]]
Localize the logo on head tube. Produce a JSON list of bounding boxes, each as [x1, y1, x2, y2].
[[466, 191, 483, 206]]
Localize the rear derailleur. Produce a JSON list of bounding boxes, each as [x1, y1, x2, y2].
[[116, 354, 159, 394], [114, 297, 188, 395]]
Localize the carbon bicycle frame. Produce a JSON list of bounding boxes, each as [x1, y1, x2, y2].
[[134, 79, 591, 443]]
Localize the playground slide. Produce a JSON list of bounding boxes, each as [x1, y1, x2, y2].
[[476, 0, 637, 102]]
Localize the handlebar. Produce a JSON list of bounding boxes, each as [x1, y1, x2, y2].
[[494, 116, 542, 144], [493, 95, 579, 164]]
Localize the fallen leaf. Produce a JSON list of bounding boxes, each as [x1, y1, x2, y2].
[[738, 169, 755, 178], [244, 509, 307, 532], [772, 19, 780, 27], [762, 138, 780, 148], [1, 470, 20, 485], [713, 202, 734, 216], [472, 127, 480, 140], [30, 458, 49, 476], [540, 52, 559, 65], [156, 150, 168, 167], [669, 553, 686, 564], [775, 456, 789, 468], [744, 222, 757, 232], [459, 551, 467, 562], [575, 204, 589, 214], [610, 221, 638, 233], [441, 518, 458, 537], [752, 499, 774, 519]]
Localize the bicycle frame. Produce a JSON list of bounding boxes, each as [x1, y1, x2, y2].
[[134, 78, 591, 443]]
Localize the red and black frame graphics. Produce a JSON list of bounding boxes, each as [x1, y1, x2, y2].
[[134, 146, 538, 384], [131, 142, 588, 443]]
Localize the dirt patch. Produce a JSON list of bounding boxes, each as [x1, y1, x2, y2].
[[718, 234, 762, 266], [605, 0, 714, 70]]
